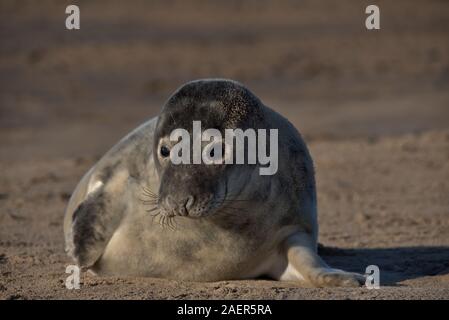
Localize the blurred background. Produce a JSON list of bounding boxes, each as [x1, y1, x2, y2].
[[1, 0, 449, 299], [1, 0, 448, 161]]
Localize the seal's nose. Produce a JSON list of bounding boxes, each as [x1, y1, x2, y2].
[[185, 195, 194, 210], [166, 195, 194, 216]]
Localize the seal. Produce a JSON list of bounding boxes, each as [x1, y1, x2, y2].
[[64, 79, 365, 287]]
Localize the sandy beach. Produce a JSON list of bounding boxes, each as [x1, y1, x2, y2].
[[1, 0, 448, 299]]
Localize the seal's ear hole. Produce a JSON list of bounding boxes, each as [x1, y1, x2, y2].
[[160, 145, 170, 158]]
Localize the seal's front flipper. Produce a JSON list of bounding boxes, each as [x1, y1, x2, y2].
[[67, 187, 124, 269], [283, 232, 366, 287]]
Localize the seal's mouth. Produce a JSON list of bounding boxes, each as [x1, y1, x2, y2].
[[159, 193, 220, 218], [140, 186, 222, 221], [140, 184, 248, 228], [160, 195, 195, 217]]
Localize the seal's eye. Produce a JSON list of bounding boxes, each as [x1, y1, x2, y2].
[[160, 145, 170, 158], [208, 144, 225, 159]]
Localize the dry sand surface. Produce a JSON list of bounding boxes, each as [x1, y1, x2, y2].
[[1, 0, 449, 299]]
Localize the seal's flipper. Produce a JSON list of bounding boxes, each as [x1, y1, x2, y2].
[[63, 117, 157, 273], [67, 182, 125, 269], [282, 232, 366, 287]]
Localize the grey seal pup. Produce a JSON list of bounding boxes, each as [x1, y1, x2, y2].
[[64, 79, 365, 287]]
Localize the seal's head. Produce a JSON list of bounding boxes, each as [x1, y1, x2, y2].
[[153, 79, 265, 218]]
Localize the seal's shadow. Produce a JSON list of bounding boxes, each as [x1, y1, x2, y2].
[[318, 245, 449, 285]]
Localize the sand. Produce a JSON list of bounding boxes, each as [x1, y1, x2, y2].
[[0, 0, 448, 299]]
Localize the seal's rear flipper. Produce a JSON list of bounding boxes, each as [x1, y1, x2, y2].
[[282, 232, 366, 287]]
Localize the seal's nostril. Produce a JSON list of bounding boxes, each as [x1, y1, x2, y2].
[[179, 206, 187, 216], [166, 195, 176, 207], [164, 195, 194, 216], [185, 195, 194, 210]]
